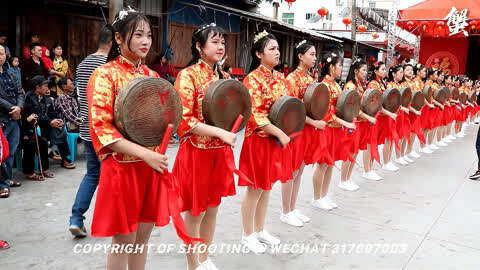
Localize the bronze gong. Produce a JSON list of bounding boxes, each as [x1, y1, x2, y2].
[[382, 88, 401, 113], [114, 77, 182, 147], [303, 82, 330, 120], [411, 91, 425, 111], [399, 87, 412, 107], [336, 89, 361, 122], [269, 96, 306, 135], [360, 89, 383, 117], [202, 79, 252, 132]]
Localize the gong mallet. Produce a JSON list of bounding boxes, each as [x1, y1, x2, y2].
[[160, 124, 174, 155], [32, 119, 44, 177]]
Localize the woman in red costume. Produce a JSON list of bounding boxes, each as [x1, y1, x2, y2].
[[87, 9, 194, 270], [282, 40, 322, 227], [340, 58, 376, 190], [239, 30, 292, 254], [311, 51, 356, 210], [173, 23, 238, 270]]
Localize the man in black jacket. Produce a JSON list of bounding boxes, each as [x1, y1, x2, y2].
[[22, 76, 74, 181], [0, 44, 24, 198]]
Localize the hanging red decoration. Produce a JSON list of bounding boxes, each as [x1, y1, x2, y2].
[[419, 21, 431, 34], [317, 7, 329, 17], [284, 0, 296, 2], [342, 17, 352, 26], [344, 51, 352, 58], [367, 56, 376, 63], [434, 21, 446, 36], [371, 33, 379, 39], [357, 25, 367, 33], [383, 38, 388, 44], [408, 47, 415, 53], [406, 21, 416, 31]]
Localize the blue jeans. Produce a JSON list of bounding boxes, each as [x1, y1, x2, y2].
[[69, 141, 100, 226], [0, 120, 20, 189]]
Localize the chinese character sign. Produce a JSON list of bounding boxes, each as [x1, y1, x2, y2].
[[444, 7, 469, 37]]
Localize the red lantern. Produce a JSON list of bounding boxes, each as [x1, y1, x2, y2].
[[357, 25, 367, 33], [408, 47, 415, 53], [406, 21, 416, 31], [284, 0, 296, 2], [419, 21, 431, 34], [317, 7, 329, 17], [342, 17, 352, 26], [383, 38, 388, 44], [372, 33, 379, 39], [367, 56, 375, 63], [344, 51, 352, 58]]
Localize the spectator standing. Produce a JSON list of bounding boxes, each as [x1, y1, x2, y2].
[[22, 32, 40, 61], [22, 43, 48, 90], [8, 56, 22, 90], [0, 44, 24, 196], [50, 43, 69, 96], [68, 25, 111, 237]]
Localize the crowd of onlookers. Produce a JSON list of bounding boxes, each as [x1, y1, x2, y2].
[[0, 32, 80, 201]]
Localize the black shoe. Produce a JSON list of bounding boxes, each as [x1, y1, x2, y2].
[[469, 170, 480, 180]]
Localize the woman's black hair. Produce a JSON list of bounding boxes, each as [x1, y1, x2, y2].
[[346, 57, 367, 85], [426, 67, 437, 80], [187, 23, 226, 79], [387, 65, 403, 82], [223, 63, 231, 73], [107, 9, 153, 62], [414, 63, 427, 82], [319, 50, 342, 82], [50, 42, 63, 61], [292, 40, 315, 71], [368, 61, 385, 82], [249, 31, 278, 73]]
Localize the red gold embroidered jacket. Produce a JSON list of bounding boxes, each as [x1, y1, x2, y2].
[[367, 79, 386, 93], [322, 76, 342, 128], [174, 60, 230, 149], [243, 65, 286, 137], [87, 56, 160, 162], [386, 81, 402, 90], [413, 76, 425, 93], [285, 66, 313, 100]]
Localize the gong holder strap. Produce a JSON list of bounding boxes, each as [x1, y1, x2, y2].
[[223, 115, 254, 185], [158, 124, 204, 245]]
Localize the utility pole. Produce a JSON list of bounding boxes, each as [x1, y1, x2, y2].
[[351, 0, 358, 58]]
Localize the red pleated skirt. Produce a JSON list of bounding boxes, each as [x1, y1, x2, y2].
[[239, 133, 293, 190], [421, 106, 433, 130], [173, 142, 236, 216], [92, 157, 175, 237], [396, 111, 412, 139], [315, 126, 334, 166], [302, 124, 332, 165], [358, 120, 375, 151], [329, 126, 357, 162], [376, 114, 398, 145]]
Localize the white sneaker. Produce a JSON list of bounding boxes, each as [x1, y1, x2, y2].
[[280, 212, 304, 227], [241, 233, 266, 254], [448, 135, 456, 140], [199, 259, 219, 270], [456, 133, 465, 138], [293, 209, 310, 223], [383, 162, 399, 171], [396, 157, 409, 166], [421, 146, 433, 154], [404, 156, 414, 163], [324, 196, 338, 208], [410, 151, 421, 158], [338, 180, 359, 191], [256, 230, 280, 246], [370, 170, 384, 180], [311, 198, 333, 211], [363, 171, 381, 181], [430, 144, 440, 150], [349, 180, 360, 190], [437, 141, 448, 147]]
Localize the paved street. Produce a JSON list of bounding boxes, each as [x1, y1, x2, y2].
[[2, 123, 480, 270]]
